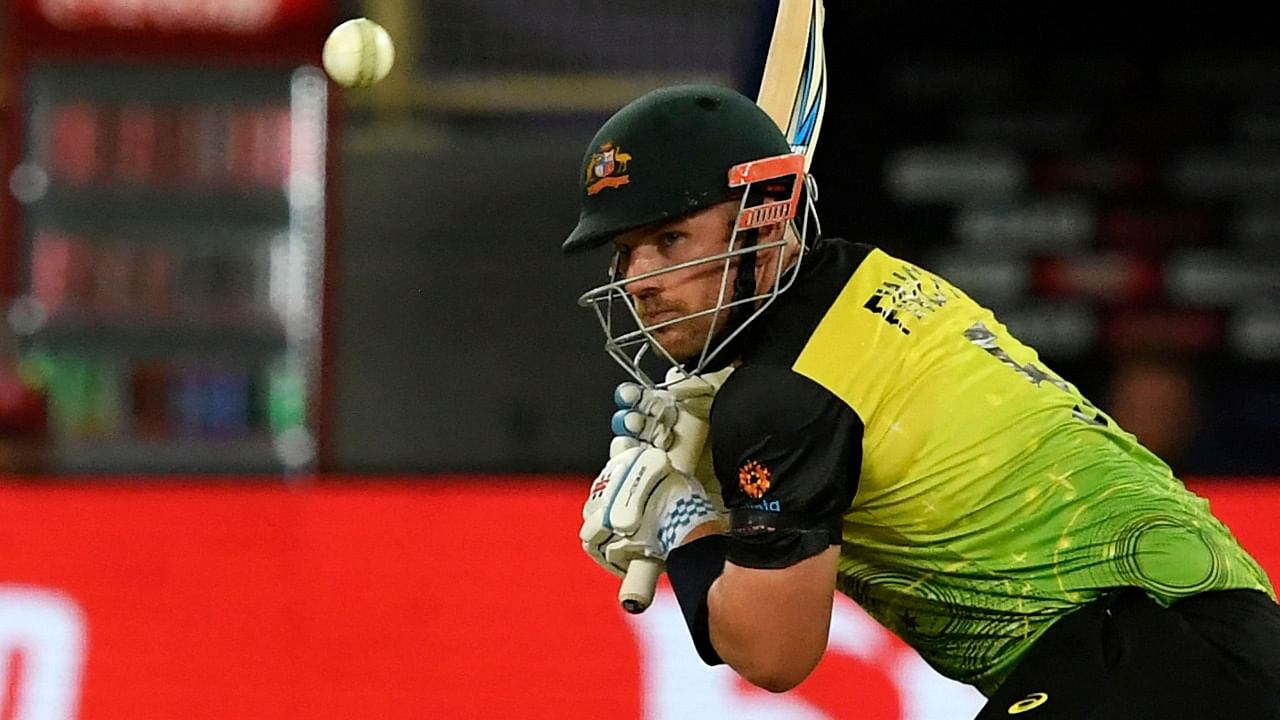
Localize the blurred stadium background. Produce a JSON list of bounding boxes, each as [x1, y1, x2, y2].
[[0, 1, 1275, 718]]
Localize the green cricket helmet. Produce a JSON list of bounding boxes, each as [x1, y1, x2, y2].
[[566, 84, 820, 389], [562, 84, 794, 253]]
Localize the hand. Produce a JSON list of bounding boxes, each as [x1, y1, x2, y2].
[[608, 367, 732, 473], [609, 366, 734, 540], [580, 445, 721, 578]]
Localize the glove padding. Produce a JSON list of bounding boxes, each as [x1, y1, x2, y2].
[[580, 445, 721, 578]]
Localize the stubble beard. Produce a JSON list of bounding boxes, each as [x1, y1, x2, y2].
[[638, 251, 738, 365], [646, 309, 721, 364]]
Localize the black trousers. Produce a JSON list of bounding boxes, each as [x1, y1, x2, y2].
[[975, 588, 1280, 719]]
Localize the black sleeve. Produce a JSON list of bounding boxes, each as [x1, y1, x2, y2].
[[665, 535, 727, 666], [709, 364, 863, 569]]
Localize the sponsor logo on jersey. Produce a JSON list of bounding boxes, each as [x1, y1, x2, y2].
[[586, 143, 632, 195], [863, 263, 957, 335], [745, 498, 781, 512], [1007, 692, 1048, 714], [738, 460, 771, 499]]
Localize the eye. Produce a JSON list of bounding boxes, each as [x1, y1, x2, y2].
[[661, 231, 682, 247]]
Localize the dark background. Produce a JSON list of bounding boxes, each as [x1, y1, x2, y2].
[[332, 2, 1280, 476], [4, 1, 1274, 477]]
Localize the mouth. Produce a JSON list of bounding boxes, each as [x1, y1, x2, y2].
[[642, 311, 680, 329]]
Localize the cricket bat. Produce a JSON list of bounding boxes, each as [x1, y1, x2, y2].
[[755, 0, 828, 168], [617, 2, 828, 614]]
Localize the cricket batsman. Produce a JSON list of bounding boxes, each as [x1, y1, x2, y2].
[[566, 84, 1280, 718]]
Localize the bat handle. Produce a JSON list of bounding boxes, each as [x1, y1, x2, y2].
[[617, 409, 711, 614], [619, 557, 663, 614]]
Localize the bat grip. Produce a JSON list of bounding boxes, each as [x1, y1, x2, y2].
[[617, 409, 711, 614], [619, 557, 663, 614]]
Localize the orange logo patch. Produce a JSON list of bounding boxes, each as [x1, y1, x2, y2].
[[738, 460, 771, 499], [586, 143, 632, 195]]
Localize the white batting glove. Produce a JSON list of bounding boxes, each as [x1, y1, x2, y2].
[[610, 366, 732, 473], [580, 445, 721, 578]]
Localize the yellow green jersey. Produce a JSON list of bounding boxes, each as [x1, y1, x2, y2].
[[709, 240, 1273, 695]]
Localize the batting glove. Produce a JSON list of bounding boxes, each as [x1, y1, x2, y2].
[[608, 367, 731, 471], [580, 445, 721, 578]]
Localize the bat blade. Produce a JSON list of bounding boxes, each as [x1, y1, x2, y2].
[[756, 0, 827, 167]]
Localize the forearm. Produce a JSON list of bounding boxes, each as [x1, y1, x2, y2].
[[707, 548, 838, 692], [667, 529, 838, 693]]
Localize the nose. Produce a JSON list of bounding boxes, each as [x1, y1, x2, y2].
[[620, 245, 665, 299]]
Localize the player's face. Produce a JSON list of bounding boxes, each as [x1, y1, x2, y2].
[[612, 202, 741, 362]]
